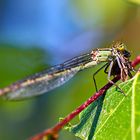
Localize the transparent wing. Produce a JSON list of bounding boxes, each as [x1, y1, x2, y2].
[[2, 68, 79, 100], [0, 53, 92, 100]]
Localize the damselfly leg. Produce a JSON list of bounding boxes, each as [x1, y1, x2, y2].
[[107, 60, 126, 96], [92, 63, 109, 92], [92, 61, 126, 96]]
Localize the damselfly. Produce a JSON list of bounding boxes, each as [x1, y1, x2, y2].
[[0, 42, 133, 100]]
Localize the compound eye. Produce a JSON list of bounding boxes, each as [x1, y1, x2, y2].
[[123, 50, 131, 58], [118, 43, 125, 51]]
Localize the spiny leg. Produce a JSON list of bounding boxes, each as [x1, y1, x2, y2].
[[104, 63, 110, 74], [93, 63, 108, 92], [128, 71, 133, 78], [107, 61, 126, 96]]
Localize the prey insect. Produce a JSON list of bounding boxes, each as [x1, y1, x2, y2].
[[0, 42, 133, 100]]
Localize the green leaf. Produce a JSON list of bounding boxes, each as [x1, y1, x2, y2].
[[66, 72, 140, 140]]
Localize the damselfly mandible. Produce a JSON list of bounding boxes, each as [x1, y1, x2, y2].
[[0, 42, 133, 100]]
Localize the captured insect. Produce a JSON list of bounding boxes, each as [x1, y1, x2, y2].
[[0, 42, 133, 100]]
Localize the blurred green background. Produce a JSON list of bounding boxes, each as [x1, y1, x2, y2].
[[0, 0, 140, 140]]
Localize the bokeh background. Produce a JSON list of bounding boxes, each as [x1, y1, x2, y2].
[[0, 0, 140, 140]]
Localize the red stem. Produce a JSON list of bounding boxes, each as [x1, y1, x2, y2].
[[30, 55, 140, 140], [131, 56, 140, 67]]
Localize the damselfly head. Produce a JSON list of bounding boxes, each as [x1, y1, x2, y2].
[[113, 42, 131, 59]]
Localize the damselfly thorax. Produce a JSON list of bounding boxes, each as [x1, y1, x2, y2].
[[0, 42, 133, 100], [108, 42, 133, 81]]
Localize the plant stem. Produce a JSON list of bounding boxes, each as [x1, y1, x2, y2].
[[131, 56, 140, 67]]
